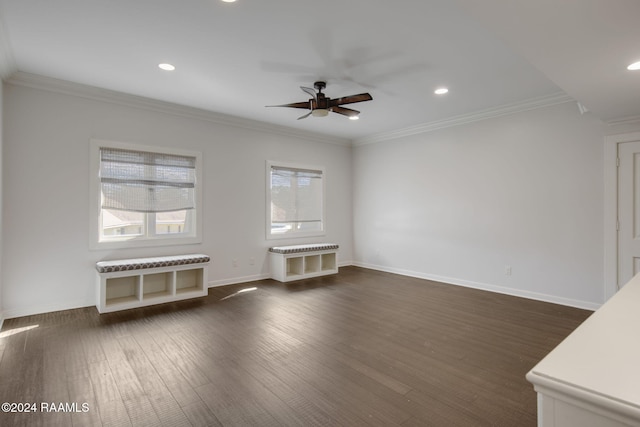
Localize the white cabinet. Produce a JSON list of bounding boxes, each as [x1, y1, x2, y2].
[[527, 274, 640, 426], [269, 244, 338, 282], [96, 255, 209, 313]]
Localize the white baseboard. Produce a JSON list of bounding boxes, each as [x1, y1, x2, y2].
[[3, 272, 268, 319], [3, 261, 598, 320], [352, 261, 601, 311], [208, 272, 272, 288], [207, 261, 352, 288], [2, 299, 96, 320]]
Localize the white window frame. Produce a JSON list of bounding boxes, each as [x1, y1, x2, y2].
[[89, 139, 203, 250], [266, 160, 326, 240]]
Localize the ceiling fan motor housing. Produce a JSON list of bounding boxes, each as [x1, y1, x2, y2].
[[314, 92, 329, 110]]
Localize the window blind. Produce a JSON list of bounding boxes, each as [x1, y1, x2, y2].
[[270, 166, 323, 224], [100, 148, 196, 213]]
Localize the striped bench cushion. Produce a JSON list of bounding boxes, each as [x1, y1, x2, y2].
[[269, 243, 339, 254], [96, 254, 210, 273]]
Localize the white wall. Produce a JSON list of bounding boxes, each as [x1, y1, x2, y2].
[[353, 102, 605, 309], [1, 79, 621, 317], [2, 82, 353, 318]]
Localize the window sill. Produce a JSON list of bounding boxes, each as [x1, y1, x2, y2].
[[266, 231, 326, 241], [90, 235, 202, 251]]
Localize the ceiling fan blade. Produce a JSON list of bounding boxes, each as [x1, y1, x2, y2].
[[329, 93, 373, 107], [297, 111, 313, 120], [331, 106, 360, 118], [300, 86, 317, 100], [265, 101, 311, 109]]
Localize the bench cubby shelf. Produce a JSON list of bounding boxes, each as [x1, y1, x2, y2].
[[96, 254, 209, 313], [269, 244, 338, 282]]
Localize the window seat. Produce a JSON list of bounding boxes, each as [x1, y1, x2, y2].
[[95, 254, 209, 313], [269, 244, 339, 282]]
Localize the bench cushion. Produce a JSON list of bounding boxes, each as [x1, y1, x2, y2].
[[96, 254, 210, 273], [269, 243, 339, 254]]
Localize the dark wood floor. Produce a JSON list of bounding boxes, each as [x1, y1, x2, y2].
[[0, 266, 591, 427]]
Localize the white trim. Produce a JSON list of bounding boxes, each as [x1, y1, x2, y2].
[[2, 299, 95, 320], [6, 73, 580, 149], [8, 259, 591, 319], [352, 261, 600, 311], [6, 72, 351, 146], [5, 73, 576, 148], [89, 139, 203, 250], [207, 260, 352, 288], [605, 115, 640, 127], [265, 160, 326, 240], [604, 131, 640, 302], [208, 273, 272, 288], [353, 92, 574, 146], [529, 377, 640, 427]]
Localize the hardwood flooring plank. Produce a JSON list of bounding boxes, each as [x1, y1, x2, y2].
[[241, 350, 374, 427], [181, 400, 223, 427], [240, 350, 357, 426], [145, 329, 211, 389], [280, 345, 409, 425], [98, 399, 132, 427], [117, 334, 191, 426], [229, 362, 309, 425], [88, 359, 122, 404], [103, 339, 161, 426], [67, 376, 102, 427], [147, 392, 192, 427], [195, 381, 282, 427]]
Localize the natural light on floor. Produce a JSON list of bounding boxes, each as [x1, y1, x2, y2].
[[219, 287, 258, 301], [0, 324, 39, 338]]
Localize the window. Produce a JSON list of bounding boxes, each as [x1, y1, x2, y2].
[[90, 140, 202, 249], [267, 161, 325, 239]]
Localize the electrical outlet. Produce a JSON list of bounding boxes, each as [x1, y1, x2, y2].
[[233, 259, 238, 268], [249, 257, 255, 266], [505, 266, 512, 276]]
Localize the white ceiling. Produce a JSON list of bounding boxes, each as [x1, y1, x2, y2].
[[0, 0, 639, 142]]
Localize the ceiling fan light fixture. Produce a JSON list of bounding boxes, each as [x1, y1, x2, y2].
[[627, 61, 640, 71], [349, 115, 359, 120], [311, 109, 330, 117]]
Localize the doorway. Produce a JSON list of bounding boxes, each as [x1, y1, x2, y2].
[[605, 131, 640, 301]]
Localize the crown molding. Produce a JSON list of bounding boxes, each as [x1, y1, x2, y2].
[[0, 13, 17, 79], [605, 114, 640, 127], [353, 92, 574, 146], [5, 72, 579, 148], [5, 72, 351, 146]]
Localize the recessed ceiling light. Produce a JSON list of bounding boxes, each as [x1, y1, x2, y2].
[[158, 63, 175, 71], [434, 87, 449, 95], [221, 0, 236, 2], [628, 61, 640, 71]]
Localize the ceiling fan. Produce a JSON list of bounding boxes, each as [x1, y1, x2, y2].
[[267, 81, 373, 120]]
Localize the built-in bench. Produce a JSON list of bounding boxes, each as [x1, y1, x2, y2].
[[95, 254, 210, 313], [269, 244, 339, 282]]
